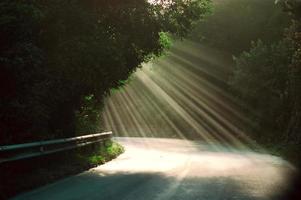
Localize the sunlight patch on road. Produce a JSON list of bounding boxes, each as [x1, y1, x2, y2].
[[94, 138, 295, 200]]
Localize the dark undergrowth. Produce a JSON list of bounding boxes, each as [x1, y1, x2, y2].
[[0, 139, 124, 200]]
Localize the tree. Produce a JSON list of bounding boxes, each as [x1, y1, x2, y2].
[[0, 0, 211, 144], [190, 0, 290, 55], [229, 0, 301, 146]]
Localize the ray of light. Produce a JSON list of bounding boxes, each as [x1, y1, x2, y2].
[[101, 39, 263, 151], [126, 80, 185, 138], [139, 68, 245, 148], [149, 59, 258, 147], [136, 69, 220, 145]]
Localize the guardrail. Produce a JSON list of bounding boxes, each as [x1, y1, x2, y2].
[[0, 131, 112, 164]]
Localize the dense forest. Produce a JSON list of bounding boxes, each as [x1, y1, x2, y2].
[[229, 0, 301, 162], [1, 0, 300, 199], [0, 1, 212, 197], [0, 0, 211, 145], [194, 0, 301, 162], [0, 0, 300, 164]]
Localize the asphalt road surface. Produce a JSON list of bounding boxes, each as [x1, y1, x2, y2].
[[12, 137, 296, 200]]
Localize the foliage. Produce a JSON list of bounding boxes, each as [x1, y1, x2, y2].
[[0, 139, 124, 198], [0, 0, 50, 143], [86, 139, 125, 165], [229, 3, 301, 147], [75, 94, 104, 135], [190, 0, 290, 55], [105, 140, 125, 157], [229, 40, 293, 138], [159, 32, 173, 50], [276, 0, 301, 19], [283, 17, 301, 144], [0, 0, 211, 144]]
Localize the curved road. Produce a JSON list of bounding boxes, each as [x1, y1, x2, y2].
[[12, 138, 296, 200]]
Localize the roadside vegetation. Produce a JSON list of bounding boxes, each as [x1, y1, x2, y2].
[[87, 139, 125, 166], [190, 0, 290, 55], [229, 0, 301, 164], [1, 0, 300, 197], [0, 1, 211, 199], [0, 139, 124, 199], [0, 0, 211, 145], [191, 0, 301, 165]]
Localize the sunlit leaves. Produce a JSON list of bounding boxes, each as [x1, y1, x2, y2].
[[159, 32, 172, 49]]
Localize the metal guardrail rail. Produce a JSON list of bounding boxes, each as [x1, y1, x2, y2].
[[0, 131, 112, 164]]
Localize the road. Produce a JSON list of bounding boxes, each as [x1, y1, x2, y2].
[[12, 137, 296, 200]]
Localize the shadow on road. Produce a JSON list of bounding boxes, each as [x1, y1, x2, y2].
[[14, 171, 280, 200]]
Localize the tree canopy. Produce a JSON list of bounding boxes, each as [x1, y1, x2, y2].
[[229, 0, 301, 158], [0, 0, 211, 144]]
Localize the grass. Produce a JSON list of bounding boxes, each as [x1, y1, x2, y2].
[[86, 140, 125, 166]]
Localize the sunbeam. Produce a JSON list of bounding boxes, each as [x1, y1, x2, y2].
[[102, 39, 263, 151]]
